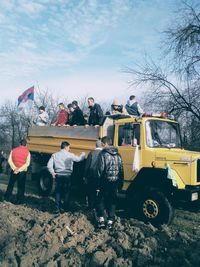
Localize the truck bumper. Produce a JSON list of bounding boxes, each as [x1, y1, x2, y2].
[[174, 186, 200, 202]]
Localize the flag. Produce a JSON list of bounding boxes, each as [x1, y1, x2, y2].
[[18, 86, 34, 111], [132, 145, 140, 173]]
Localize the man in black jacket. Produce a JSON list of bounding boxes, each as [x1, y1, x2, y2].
[[96, 136, 124, 229], [87, 97, 104, 126], [67, 101, 86, 126], [84, 140, 102, 209]]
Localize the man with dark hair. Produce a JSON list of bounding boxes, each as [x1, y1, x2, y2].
[[34, 106, 49, 126], [95, 136, 124, 229], [4, 139, 31, 204], [47, 141, 85, 214], [87, 97, 104, 126], [84, 140, 102, 209], [125, 95, 144, 116], [51, 103, 69, 126], [67, 100, 86, 126]]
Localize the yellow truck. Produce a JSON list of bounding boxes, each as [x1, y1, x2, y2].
[[27, 114, 200, 225]]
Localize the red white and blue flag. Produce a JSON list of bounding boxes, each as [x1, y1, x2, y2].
[[18, 86, 34, 111]]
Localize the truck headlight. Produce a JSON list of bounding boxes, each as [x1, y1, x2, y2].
[[191, 192, 198, 201]]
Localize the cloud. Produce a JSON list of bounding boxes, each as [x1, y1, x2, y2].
[[0, 0, 132, 80], [19, 1, 45, 15]]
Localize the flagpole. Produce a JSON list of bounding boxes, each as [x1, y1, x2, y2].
[[29, 85, 35, 127]]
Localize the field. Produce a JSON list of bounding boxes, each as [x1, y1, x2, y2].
[[0, 175, 200, 267]]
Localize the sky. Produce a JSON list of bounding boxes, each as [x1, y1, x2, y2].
[[0, 0, 188, 105]]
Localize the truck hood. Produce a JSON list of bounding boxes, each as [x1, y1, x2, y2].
[[155, 148, 200, 162]]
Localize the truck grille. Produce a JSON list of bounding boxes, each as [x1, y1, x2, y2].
[[197, 159, 200, 182]]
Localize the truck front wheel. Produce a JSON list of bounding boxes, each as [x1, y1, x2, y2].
[[137, 189, 173, 225], [37, 168, 54, 196]]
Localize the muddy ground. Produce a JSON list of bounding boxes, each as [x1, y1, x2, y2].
[[0, 175, 200, 267]]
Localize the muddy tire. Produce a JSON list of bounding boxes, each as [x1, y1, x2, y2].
[[137, 189, 173, 226], [37, 168, 55, 196]]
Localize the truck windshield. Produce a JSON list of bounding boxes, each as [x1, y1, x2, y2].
[[145, 120, 182, 148]]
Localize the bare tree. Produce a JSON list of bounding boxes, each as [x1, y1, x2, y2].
[[164, 1, 200, 76], [124, 2, 200, 149]]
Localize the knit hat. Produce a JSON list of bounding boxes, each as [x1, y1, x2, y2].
[[112, 99, 121, 106]]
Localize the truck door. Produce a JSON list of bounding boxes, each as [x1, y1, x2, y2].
[[117, 123, 141, 186]]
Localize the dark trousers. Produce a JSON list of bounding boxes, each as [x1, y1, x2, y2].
[[86, 178, 98, 209], [96, 182, 118, 221], [5, 171, 26, 202], [55, 175, 71, 211]]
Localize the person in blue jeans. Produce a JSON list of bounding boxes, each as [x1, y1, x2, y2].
[[47, 141, 85, 214]]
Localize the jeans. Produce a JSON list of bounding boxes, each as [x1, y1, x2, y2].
[[55, 175, 71, 211], [5, 171, 26, 202]]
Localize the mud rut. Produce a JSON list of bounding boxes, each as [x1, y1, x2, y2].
[[0, 182, 200, 267]]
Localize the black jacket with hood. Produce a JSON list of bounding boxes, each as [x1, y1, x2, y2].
[[96, 147, 124, 189]]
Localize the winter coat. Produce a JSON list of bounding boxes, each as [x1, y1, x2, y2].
[[88, 103, 104, 126], [125, 102, 140, 116], [84, 148, 102, 180], [34, 111, 49, 126], [96, 147, 124, 189], [70, 107, 86, 126], [54, 109, 69, 125]]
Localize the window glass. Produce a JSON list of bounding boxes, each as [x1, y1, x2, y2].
[[118, 124, 140, 146], [145, 120, 181, 148]]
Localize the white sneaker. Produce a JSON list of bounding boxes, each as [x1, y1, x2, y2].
[[98, 217, 105, 228], [107, 220, 114, 229]]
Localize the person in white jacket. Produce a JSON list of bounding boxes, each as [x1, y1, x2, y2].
[[47, 141, 85, 214], [34, 106, 49, 126]]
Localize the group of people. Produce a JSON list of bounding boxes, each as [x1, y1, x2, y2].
[[2, 94, 143, 229], [3, 136, 124, 230], [34, 95, 144, 127], [47, 136, 124, 229]]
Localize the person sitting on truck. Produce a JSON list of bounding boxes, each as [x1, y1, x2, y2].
[[4, 139, 31, 204], [51, 103, 69, 126], [87, 97, 104, 127], [111, 99, 128, 115], [47, 141, 85, 214], [84, 139, 102, 209], [67, 100, 86, 126], [67, 103, 73, 126], [125, 95, 144, 116], [33, 106, 49, 126], [95, 136, 124, 229]]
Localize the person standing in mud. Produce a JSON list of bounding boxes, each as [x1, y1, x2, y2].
[[84, 140, 102, 209], [95, 136, 124, 229], [47, 141, 85, 214], [4, 139, 31, 204]]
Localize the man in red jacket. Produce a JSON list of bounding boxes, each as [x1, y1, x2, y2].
[[4, 139, 31, 204], [51, 103, 69, 126]]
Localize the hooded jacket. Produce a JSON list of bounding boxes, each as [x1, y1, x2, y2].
[[97, 147, 124, 188]]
